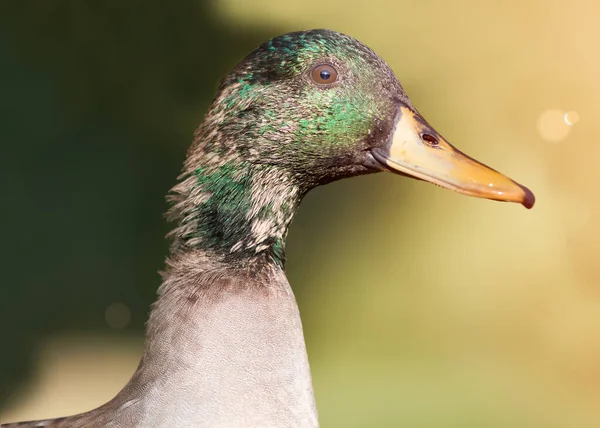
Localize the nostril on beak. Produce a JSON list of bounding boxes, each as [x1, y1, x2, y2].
[[420, 133, 439, 147]]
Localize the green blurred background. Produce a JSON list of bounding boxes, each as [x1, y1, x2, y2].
[[1, 1, 598, 427]]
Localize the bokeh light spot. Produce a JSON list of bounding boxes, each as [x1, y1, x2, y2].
[[564, 110, 580, 126], [537, 109, 572, 142], [105, 302, 131, 329]]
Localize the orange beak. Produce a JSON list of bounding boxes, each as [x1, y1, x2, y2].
[[371, 106, 535, 209]]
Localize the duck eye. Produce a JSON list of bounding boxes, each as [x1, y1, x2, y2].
[[311, 64, 338, 85]]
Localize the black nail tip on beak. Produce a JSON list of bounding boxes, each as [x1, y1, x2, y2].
[[518, 183, 536, 209]]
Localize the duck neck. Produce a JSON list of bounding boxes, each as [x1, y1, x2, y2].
[[110, 159, 319, 426], [118, 251, 319, 427], [168, 161, 304, 267]]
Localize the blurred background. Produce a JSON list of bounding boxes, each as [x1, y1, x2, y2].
[[1, 1, 598, 426]]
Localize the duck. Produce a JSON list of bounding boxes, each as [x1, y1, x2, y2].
[[3, 29, 534, 428]]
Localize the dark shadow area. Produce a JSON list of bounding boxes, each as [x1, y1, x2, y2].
[[0, 0, 277, 406]]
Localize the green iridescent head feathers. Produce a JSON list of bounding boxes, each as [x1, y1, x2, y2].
[[167, 30, 409, 264]]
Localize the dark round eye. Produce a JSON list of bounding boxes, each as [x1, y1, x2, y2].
[[311, 64, 338, 85], [420, 133, 439, 146]]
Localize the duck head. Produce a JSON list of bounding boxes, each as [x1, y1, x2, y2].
[[171, 29, 534, 262]]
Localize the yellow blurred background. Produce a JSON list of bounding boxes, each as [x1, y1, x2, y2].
[[1, 0, 598, 427]]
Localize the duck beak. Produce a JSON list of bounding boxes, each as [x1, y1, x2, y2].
[[371, 106, 535, 209]]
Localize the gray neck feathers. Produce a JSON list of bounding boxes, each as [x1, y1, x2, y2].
[[9, 253, 320, 428], [100, 252, 319, 428]]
